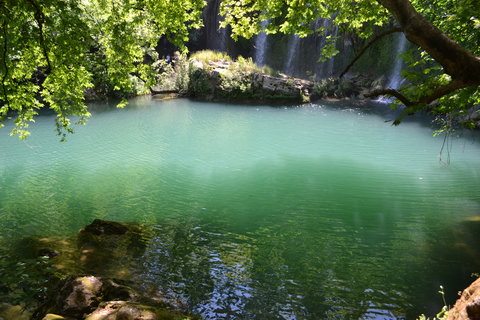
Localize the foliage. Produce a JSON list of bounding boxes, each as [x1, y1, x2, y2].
[[187, 67, 214, 98], [190, 50, 233, 63], [173, 53, 191, 95], [417, 286, 449, 320], [2, 0, 479, 137], [218, 67, 254, 99], [0, 0, 205, 138], [220, 0, 480, 128]]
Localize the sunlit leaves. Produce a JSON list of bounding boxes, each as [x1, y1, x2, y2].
[[222, 0, 390, 40], [0, 0, 205, 138]]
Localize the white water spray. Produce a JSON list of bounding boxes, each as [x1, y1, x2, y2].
[[284, 35, 300, 75], [386, 33, 408, 89], [254, 20, 269, 66]]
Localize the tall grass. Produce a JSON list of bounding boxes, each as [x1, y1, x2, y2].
[[190, 50, 233, 63], [190, 50, 280, 76]]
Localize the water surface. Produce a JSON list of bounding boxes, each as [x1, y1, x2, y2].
[[1, 97, 480, 319]]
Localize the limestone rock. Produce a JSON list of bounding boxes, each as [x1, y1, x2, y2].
[[84, 301, 157, 320], [187, 60, 313, 103], [447, 278, 480, 320], [32, 276, 139, 320], [33, 275, 195, 320]]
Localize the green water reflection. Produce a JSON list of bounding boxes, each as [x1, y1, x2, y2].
[[0, 98, 480, 319]]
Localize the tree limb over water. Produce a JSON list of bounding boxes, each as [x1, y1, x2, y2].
[[222, 0, 480, 126]]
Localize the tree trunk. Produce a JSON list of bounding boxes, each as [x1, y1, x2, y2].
[[376, 0, 480, 86]]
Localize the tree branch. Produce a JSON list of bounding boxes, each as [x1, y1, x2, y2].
[[375, 0, 480, 85], [365, 79, 470, 107], [364, 88, 413, 105], [339, 27, 402, 78], [26, 0, 52, 72], [418, 80, 468, 105]]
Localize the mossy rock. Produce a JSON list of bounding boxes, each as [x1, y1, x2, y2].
[[33, 276, 196, 320], [77, 220, 152, 279]]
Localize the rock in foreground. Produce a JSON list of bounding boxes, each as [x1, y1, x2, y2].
[[447, 278, 480, 320]]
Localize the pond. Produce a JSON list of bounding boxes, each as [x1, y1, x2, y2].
[[1, 97, 480, 319]]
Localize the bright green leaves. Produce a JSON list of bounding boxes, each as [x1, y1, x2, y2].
[[0, 0, 206, 139], [41, 64, 93, 139], [413, 0, 480, 55], [220, 0, 261, 40], [318, 35, 339, 62], [222, 0, 391, 40]]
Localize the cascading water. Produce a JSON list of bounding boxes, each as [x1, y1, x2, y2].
[[386, 33, 408, 89], [284, 35, 300, 76], [254, 20, 269, 66]]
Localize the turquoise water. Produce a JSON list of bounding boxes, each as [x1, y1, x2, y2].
[[1, 97, 480, 319]]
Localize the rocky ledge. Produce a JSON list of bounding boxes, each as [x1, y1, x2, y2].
[[186, 59, 314, 103], [184, 59, 387, 104]]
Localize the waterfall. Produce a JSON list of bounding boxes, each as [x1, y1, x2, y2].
[[254, 20, 269, 66], [284, 35, 300, 75], [386, 33, 408, 89]]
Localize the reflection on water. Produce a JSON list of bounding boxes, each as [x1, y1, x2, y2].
[[0, 98, 480, 319], [126, 222, 406, 319]]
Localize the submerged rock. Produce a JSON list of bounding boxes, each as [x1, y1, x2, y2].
[[77, 220, 151, 278], [81, 219, 129, 236]]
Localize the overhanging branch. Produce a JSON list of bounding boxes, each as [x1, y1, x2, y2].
[[365, 79, 477, 108], [364, 88, 413, 105], [339, 27, 402, 78]]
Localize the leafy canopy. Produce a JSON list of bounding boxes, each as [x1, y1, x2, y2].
[[221, 0, 480, 126], [1, 0, 479, 138], [0, 0, 204, 139]]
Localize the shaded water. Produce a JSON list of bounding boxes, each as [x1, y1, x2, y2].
[[1, 98, 480, 319]]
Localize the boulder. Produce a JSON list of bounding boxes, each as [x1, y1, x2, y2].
[[187, 60, 313, 103], [32, 276, 139, 319], [33, 275, 196, 320], [84, 301, 158, 320], [447, 278, 480, 320]]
